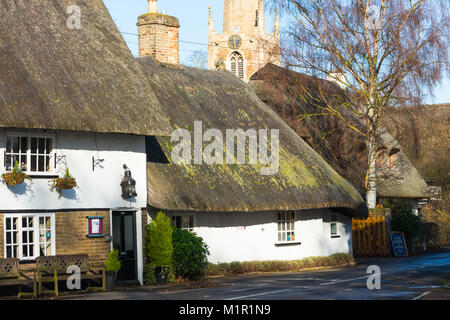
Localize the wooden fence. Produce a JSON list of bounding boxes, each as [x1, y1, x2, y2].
[[352, 215, 388, 256]]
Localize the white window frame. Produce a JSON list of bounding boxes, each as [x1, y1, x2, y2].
[[330, 214, 340, 238], [4, 132, 56, 176], [3, 213, 56, 260], [277, 211, 296, 243]]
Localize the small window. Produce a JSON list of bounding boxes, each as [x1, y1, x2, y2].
[[277, 211, 295, 242], [330, 214, 339, 237], [171, 215, 194, 231], [5, 134, 54, 174], [4, 214, 55, 260]]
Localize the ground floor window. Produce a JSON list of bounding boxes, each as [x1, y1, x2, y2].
[[330, 214, 339, 237], [3, 213, 55, 260], [171, 215, 194, 231], [277, 211, 296, 242]]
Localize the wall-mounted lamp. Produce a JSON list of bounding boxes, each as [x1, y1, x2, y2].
[[121, 164, 137, 199]]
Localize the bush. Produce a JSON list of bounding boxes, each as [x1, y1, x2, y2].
[[385, 199, 421, 253], [144, 212, 174, 285], [146, 211, 173, 267], [105, 249, 122, 272], [172, 228, 209, 280]]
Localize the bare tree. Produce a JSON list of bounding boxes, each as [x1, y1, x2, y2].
[[269, 0, 449, 208], [186, 50, 208, 69]]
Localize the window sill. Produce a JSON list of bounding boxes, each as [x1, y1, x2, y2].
[[275, 241, 301, 247], [28, 175, 59, 179], [331, 235, 341, 238]]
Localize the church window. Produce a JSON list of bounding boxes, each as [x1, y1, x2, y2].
[[230, 52, 244, 80]]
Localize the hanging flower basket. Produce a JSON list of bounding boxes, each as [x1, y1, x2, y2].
[[1, 162, 31, 187], [50, 168, 77, 198]]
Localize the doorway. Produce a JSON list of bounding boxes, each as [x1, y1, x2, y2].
[[112, 211, 138, 285]]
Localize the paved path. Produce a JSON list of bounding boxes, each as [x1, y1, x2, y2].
[[68, 251, 449, 300]]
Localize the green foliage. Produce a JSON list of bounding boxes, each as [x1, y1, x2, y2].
[[146, 212, 173, 267], [1, 161, 32, 186], [49, 167, 77, 198], [172, 228, 210, 280], [105, 249, 122, 272], [384, 199, 421, 251], [144, 264, 175, 285]]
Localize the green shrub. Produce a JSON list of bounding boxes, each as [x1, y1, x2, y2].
[[146, 211, 173, 267], [105, 249, 121, 272], [144, 212, 175, 285], [385, 199, 421, 252], [172, 228, 209, 280]]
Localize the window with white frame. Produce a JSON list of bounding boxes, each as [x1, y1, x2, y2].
[[277, 212, 296, 242], [4, 213, 55, 260], [4, 134, 54, 174], [171, 215, 194, 231], [330, 214, 339, 237]]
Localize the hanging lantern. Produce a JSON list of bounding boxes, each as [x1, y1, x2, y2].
[[121, 164, 137, 199]]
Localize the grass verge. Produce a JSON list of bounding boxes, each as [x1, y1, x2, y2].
[[205, 253, 355, 277]]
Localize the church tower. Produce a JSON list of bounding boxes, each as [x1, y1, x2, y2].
[[208, 0, 281, 82], [137, 0, 180, 64]]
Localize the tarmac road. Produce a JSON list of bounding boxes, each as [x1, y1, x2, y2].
[[69, 251, 449, 300]]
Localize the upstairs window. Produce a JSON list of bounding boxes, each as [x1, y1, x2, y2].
[[230, 52, 244, 80], [4, 134, 54, 174], [388, 148, 400, 169]]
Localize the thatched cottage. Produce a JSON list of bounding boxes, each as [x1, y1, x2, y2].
[[0, 0, 173, 285]]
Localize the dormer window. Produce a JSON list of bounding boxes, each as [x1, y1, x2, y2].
[[388, 148, 400, 169], [4, 133, 55, 174]]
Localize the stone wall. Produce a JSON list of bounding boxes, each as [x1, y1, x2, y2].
[[54, 211, 111, 267]]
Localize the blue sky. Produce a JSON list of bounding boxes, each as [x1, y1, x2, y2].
[[103, 0, 449, 105]]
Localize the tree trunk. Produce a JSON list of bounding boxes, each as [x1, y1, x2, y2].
[[366, 97, 377, 209], [366, 137, 377, 209]]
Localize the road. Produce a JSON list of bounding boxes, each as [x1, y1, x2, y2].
[[71, 251, 449, 300]]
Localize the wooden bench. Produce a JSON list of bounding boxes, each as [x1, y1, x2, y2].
[[0, 258, 37, 299], [36, 254, 105, 296]]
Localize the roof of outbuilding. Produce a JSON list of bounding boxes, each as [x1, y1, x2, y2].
[[250, 63, 433, 199], [139, 58, 368, 218], [0, 0, 171, 136]]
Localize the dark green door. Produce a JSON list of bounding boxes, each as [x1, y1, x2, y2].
[[112, 211, 138, 284]]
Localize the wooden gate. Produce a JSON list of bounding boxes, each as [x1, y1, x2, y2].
[[352, 215, 388, 256]]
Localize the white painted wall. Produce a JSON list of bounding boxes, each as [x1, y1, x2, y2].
[[165, 209, 353, 263], [0, 129, 147, 210]]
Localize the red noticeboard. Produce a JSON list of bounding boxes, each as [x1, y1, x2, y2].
[[87, 216, 104, 237]]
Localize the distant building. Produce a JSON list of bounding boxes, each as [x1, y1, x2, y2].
[[208, 0, 281, 81]]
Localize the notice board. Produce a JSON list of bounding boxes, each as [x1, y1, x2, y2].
[[389, 232, 408, 257]]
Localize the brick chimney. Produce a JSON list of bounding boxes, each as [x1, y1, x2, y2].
[[137, 0, 180, 64]]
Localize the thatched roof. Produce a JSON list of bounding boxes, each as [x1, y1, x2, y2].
[[250, 63, 433, 199], [382, 104, 450, 195], [139, 58, 367, 218], [0, 0, 171, 136]]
